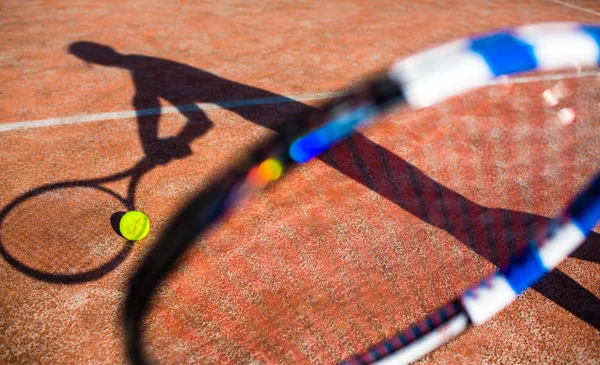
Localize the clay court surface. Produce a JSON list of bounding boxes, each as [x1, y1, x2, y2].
[[1, 1, 600, 364]]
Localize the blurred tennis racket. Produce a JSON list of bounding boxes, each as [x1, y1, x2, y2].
[[125, 22, 600, 364]]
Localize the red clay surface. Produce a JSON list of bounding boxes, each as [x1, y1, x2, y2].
[[1, 1, 600, 364]]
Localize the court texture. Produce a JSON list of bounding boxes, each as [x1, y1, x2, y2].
[[1, 1, 600, 364]]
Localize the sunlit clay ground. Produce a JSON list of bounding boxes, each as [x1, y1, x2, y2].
[[1, 1, 600, 364]]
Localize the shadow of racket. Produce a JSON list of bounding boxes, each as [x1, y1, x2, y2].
[[0, 148, 185, 284]]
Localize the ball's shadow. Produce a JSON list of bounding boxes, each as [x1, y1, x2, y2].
[[111, 211, 127, 238]]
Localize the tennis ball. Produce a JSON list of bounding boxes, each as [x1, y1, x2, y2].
[[119, 211, 150, 241]]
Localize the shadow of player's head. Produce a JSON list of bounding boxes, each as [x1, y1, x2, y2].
[[69, 41, 124, 67]]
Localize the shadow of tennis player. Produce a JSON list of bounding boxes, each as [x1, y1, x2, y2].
[[68, 41, 296, 165], [0, 43, 301, 286], [1, 41, 596, 331]]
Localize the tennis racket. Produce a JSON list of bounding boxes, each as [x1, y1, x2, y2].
[[125, 22, 600, 364]]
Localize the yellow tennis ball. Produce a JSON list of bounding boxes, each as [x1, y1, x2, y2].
[[119, 211, 150, 241]]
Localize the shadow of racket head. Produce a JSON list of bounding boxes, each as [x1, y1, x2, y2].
[[0, 168, 142, 284]]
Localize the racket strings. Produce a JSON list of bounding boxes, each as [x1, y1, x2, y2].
[[143, 194, 329, 363], [336, 139, 458, 314], [141, 128, 494, 364], [225, 199, 348, 363], [143, 168, 350, 362], [121, 23, 600, 365], [322, 147, 406, 320], [268, 162, 393, 360], [164, 76, 595, 363]]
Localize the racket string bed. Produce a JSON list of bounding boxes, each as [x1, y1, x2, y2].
[[124, 22, 600, 365]]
